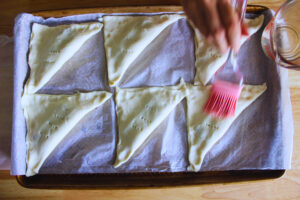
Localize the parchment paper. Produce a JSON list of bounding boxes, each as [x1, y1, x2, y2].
[[11, 10, 294, 175]]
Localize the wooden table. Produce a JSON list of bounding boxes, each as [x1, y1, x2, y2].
[[1, 0, 300, 199]]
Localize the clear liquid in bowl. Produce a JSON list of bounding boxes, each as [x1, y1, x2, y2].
[[261, 0, 300, 69]]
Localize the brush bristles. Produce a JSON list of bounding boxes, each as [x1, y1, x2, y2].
[[204, 80, 243, 118]]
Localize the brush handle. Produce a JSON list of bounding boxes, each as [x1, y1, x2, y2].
[[228, 0, 247, 84], [232, 0, 247, 20], [213, 0, 247, 86]]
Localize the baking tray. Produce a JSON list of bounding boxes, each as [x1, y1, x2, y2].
[[15, 5, 285, 189]]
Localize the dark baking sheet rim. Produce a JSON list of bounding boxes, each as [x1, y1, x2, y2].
[[15, 5, 285, 189], [16, 170, 285, 189]]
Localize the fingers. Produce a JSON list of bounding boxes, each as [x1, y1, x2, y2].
[[182, 0, 246, 54], [182, 0, 209, 37], [199, 0, 228, 53]]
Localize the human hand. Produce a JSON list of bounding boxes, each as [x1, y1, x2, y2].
[[182, 0, 248, 53]]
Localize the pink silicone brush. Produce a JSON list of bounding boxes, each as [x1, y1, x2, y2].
[[204, 0, 247, 118]]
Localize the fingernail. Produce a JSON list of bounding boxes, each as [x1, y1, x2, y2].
[[232, 39, 241, 54], [215, 29, 228, 54], [220, 45, 228, 54], [206, 35, 213, 44], [234, 39, 242, 53]]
